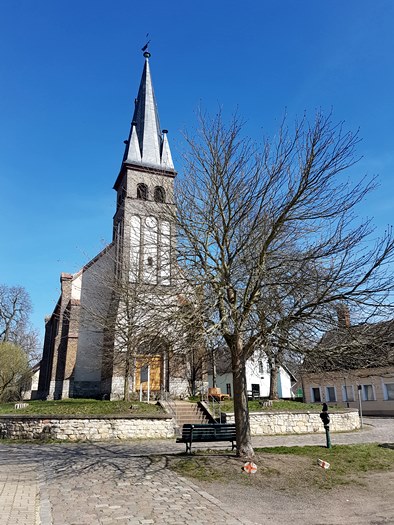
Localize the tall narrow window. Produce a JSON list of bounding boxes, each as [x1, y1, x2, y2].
[[311, 387, 321, 402], [326, 386, 336, 402], [154, 186, 165, 203], [342, 385, 354, 402], [362, 384, 375, 401], [384, 383, 394, 400], [137, 183, 148, 200]]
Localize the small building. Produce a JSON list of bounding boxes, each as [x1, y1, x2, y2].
[[301, 316, 394, 416], [208, 350, 296, 399]]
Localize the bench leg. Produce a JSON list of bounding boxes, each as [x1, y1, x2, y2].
[[185, 441, 192, 454], [231, 441, 236, 451]]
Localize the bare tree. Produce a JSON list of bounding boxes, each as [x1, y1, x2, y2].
[[174, 110, 394, 457], [79, 245, 195, 401]]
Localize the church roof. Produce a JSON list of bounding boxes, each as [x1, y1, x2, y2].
[[123, 51, 175, 171]]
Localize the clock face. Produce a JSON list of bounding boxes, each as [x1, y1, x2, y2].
[[145, 216, 156, 228]]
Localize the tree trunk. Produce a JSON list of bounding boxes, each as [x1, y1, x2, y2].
[[269, 363, 279, 400], [231, 336, 254, 458], [123, 344, 132, 402]]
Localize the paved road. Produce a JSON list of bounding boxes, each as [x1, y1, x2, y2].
[[0, 417, 393, 525]]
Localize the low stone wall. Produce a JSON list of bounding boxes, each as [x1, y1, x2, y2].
[[224, 410, 360, 435], [0, 409, 360, 441], [0, 415, 175, 441]]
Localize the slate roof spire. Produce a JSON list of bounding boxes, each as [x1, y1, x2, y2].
[[123, 51, 174, 171]]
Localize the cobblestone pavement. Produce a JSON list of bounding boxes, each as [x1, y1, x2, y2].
[[0, 417, 392, 525], [0, 461, 38, 525]]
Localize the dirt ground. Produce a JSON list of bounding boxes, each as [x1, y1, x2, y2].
[[172, 453, 394, 525]]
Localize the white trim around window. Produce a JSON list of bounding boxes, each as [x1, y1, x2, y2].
[[361, 384, 375, 401], [342, 384, 355, 402], [383, 382, 394, 401], [325, 386, 337, 402]]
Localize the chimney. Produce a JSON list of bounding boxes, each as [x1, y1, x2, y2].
[[337, 303, 350, 329]]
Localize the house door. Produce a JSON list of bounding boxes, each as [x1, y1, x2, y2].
[[251, 384, 260, 399]]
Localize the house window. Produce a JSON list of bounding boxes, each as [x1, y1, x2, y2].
[[311, 387, 321, 403], [258, 361, 265, 375], [326, 386, 336, 402], [154, 186, 165, 203], [362, 384, 375, 401], [137, 183, 148, 200], [384, 383, 394, 401], [147, 256, 153, 267], [342, 385, 354, 402], [226, 383, 232, 396]]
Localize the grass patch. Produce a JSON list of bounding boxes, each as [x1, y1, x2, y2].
[[172, 456, 226, 482], [167, 444, 394, 491], [256, 444, 394, 474], [0, 399, 164, 416]]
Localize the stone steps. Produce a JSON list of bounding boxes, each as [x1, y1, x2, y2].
[[171, 401, 211, 426]]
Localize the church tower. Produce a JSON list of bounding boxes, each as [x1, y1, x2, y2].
[[112, 50, 176, 287], [104, 50, 178, 399]]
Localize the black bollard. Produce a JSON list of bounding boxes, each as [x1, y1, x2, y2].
[[320, 403, 331, 449]]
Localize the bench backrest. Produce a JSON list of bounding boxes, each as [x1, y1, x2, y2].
[[181, 423, 236, 442], [208, 387, 222, 396]]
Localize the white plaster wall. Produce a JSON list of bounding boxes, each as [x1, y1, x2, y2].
[[71, 274, 82, 301], [279, 367, 293, 398], [74, 246, 115, 383], [209, 351, 293, 399]]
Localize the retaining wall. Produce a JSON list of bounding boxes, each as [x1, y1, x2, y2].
[[224, 409, 360, 435], [0, 409, 360, 441], [0, 415, 175, 441]]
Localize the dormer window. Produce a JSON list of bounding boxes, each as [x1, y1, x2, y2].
[[137, 183, 148, 200], [154, 186, 165, 203]]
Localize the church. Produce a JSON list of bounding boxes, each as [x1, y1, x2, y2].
[[37, 50, 193, 401]]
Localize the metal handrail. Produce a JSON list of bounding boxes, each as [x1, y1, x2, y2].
[[206, 395, 222, 423]]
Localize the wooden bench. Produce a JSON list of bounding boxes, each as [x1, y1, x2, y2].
[[208, 387, 230, 401], [176, 423, 236, 454]]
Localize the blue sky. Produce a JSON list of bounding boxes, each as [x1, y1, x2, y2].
[[1, 0, 394, 343]]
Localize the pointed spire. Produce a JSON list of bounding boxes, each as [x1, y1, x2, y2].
[[125, 122, 142, 163], [123, 51, 174, 171], [161, 130, 174, 170]]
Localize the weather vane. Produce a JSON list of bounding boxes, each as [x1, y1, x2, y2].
[[141, 33, 151, 56]]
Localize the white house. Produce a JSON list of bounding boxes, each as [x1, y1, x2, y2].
[[208, 350, 296, 399]]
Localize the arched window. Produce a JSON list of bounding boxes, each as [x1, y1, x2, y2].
[[137, 183, 148, 200], [154, 186, 165, 203]]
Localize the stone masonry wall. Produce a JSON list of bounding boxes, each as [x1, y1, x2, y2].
[[225, 410, 360, 435], [0, 415, 175, 441], [0, 410, 360, 441]]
